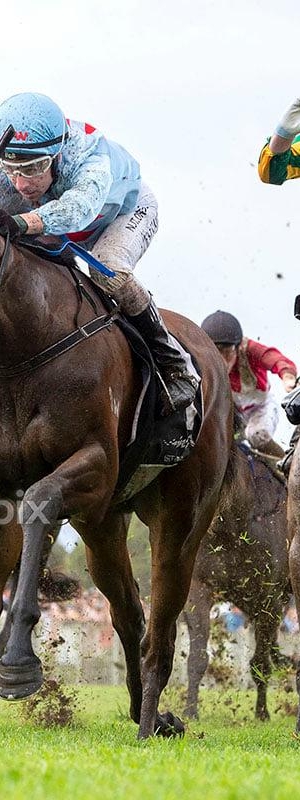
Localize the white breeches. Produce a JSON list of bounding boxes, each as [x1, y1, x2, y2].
[[90, 181, 158, 313], [239, 394, 279, 448]]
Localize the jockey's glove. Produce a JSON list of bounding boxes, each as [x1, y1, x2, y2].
[[275, 97, 300, 140], [282, 371, 297, 393], [0, 210, 28, 240]]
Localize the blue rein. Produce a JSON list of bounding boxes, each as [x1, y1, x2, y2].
[[43, 234, 116, 278]]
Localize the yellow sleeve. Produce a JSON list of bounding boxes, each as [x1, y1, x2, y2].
[[258, 138, 300, 185]]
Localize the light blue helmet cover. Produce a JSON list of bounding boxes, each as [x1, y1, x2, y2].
[[0, 92, 68, 157]]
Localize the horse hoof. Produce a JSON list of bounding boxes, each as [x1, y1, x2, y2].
[[155, 711, 185, 738], [255, 709, 270, 722], [0, 661, 43, 700]]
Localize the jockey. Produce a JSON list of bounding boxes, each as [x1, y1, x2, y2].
[[0, 91, 198, 416], [201, 310, 297, 457]]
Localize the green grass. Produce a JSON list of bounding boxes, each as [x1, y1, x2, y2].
[[0, 685, 300, 799]]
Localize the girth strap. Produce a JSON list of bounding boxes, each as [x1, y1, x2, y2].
[[0, 311, 118, 379]]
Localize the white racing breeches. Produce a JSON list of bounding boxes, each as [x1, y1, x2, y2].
[[90, 181, 158, 315], [238, 394, 279, 449]]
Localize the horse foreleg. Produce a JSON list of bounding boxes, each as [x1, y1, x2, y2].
[[183, 579, 212, 719], [0, 443, 112, 700], [250, 612, 279, 721], [79, 512, 146, 724], [0, 482, 63, 699], [0, 567, 19, 658], [0, 518, 23, 657]]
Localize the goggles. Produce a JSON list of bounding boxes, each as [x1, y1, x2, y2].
[[0, 154, 53, 178]]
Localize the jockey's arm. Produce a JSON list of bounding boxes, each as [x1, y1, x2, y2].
[[18, 155, 113, 236], [258, 96, 300, 184], [258, 137, 300, 184], [18, 211, 44, 235], [247, 340, 297, 386]]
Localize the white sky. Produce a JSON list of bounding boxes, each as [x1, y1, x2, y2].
[[4, 0, 300, 451]]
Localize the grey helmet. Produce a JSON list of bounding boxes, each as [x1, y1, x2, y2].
[[201, 310, 243, 346]]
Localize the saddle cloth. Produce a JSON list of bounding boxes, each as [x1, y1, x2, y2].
[[113, 315, 203, 503]]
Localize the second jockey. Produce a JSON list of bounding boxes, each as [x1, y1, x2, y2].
[[201, 309, 297, 457]]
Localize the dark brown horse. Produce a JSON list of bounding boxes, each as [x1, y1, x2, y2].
[[184, 444, 291, 721], [0, 231, 233, 738]]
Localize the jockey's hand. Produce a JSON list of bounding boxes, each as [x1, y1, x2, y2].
[[0, 210, 28, 240], [275, 97, 300, 140], [282, 371, 297, 393]]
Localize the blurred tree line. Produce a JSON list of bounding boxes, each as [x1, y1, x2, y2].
[[48, 514, 151, 601]]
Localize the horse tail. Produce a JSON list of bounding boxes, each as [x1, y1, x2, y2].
[[217, 416, 248, 519]]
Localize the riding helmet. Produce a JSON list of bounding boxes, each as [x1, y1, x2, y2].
[[0, 92, 68, 157], [201, 310, 243, 346]]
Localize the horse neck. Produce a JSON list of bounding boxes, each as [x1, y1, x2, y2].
[[0, 241, 85, 362]]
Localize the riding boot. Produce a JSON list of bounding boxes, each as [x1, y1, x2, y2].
[[277, 425, 300, 477], [127, 298, 199, 415]]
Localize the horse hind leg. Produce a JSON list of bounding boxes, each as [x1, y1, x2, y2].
[[183, 580, 212, 719], [137, 495, 219, 740], [78, 511, 146, 725], [250, 613, 278, 721]]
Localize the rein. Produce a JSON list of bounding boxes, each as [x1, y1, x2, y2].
[[0, 235, 119, 379], [0, 312, 118, 379]]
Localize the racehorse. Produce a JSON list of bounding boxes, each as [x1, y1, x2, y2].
[[184, 444, 291, 721], [0, 222, 233, 739]]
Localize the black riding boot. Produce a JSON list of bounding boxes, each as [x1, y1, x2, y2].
[[128, 298, 199, 414], [277, 425, 300, 477]]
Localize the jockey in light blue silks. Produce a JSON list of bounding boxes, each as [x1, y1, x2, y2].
[[0, 92, 198, 415]]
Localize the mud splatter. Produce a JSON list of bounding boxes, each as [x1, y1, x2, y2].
[[21, 677, 77, 727]]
